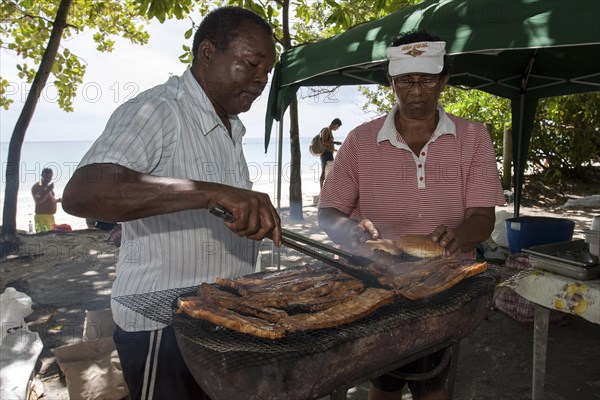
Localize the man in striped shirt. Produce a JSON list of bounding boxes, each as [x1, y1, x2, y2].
[[63, 7, 280, 400], [318, 30, 505, 400]]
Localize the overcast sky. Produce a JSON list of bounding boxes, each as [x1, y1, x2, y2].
[[1, 16, 376, 143]]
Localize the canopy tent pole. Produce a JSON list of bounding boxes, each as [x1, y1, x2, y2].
[[513, 51, 538, 217], [511, 97, 539, 218], [272, 106, 285, 270], [276, 106, 285, 210], [514, 94, 525, 218]]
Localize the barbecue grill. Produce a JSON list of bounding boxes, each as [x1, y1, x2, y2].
[[114, 265, 494, 400]]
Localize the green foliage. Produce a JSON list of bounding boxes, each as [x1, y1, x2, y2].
[[531, 93, 600, 177], [133, 0, 194, 23], [1, 0, 153, 111], [450, 91, 600, 179], [0, 77, 12, 109], [319, 0, 420, 30], [358, 84, 391, 114], [175, 0, 414, 62], [441, 87, 511, 157]]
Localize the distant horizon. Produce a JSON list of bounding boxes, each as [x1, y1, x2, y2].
[[1, 136, 325, 144], [1, 139, 96, 144]]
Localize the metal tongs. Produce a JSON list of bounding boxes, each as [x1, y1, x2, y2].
[[279, 228, 375, 267], [209, 205, 379, 283]]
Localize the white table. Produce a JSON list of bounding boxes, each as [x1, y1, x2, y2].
[[497, 269, 600, 400]]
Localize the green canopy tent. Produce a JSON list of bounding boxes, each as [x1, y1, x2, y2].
[[265, 0, 600, 215]]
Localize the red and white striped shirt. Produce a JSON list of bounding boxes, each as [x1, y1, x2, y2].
[[319, 104, 505, 244]]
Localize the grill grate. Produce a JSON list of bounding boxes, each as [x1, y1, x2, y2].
[[113, 285, 198, 326], [113, 269, 494, 366]]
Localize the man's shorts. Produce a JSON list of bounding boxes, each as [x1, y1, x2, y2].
[[114, 325, 210, 400], [320, 151, 334, 168], [34, 214, 55, 232]]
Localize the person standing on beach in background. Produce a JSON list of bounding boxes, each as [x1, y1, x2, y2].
[[61, 6, 280, 400], [320, 118, 343, 189], [318, 30, 505, 400], [31, 167, 61, 232]]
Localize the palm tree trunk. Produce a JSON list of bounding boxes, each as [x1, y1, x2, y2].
[[288, 97, 303, 220], [1, 0, 73, 244], [279, 0, 303, 220]]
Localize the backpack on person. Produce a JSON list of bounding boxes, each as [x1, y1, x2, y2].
[[309, 131, 325, 156]]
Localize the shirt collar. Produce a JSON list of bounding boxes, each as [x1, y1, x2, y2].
[[377, 104, 456, 147], [181, 68, 246, 143]]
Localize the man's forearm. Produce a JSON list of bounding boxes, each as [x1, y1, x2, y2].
[[62, 164, 226, 222], [318, 207, 355, 245]]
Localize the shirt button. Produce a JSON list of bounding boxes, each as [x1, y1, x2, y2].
[[418, 164, 422, 168], [421, 151, 426, 156], [419, 176, 424, 181]]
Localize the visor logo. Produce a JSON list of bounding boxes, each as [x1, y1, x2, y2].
[[405, 48, 425, 57]]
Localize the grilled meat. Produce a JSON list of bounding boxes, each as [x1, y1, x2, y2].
[[215, 265, 342, 295], [276, 287, 395, 332], [198, 283, 288, 322], [176, 297, 286, 340], [176, 257, 486, 340], [177, 265, 372, 339], [368, 257, 487, 300]]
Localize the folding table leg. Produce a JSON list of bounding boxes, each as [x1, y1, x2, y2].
[[532, 304, 550, 400]]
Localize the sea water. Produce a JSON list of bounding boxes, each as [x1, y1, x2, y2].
[[0, 137, 326, 231]]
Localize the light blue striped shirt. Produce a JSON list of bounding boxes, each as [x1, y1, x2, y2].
[[78, 68, 259, 331]]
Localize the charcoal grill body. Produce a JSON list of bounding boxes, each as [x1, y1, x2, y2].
[[173, 273, 493, 400]]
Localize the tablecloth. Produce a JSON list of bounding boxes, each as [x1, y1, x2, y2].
[[497, 268, 600, 324]]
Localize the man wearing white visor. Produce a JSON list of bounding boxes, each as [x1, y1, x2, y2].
[[318, 31, 505, 399]]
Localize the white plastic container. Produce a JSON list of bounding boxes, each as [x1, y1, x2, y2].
[[592, 215, 600, 231], [584, 215, 600, 257], [584, 229, 600, 257]]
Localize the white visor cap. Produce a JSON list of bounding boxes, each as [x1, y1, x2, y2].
[[387, 41, 446, 76]]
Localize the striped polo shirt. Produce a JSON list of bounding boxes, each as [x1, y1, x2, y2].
[[319, 104, 505, 255], [78, 68, 259, 331]]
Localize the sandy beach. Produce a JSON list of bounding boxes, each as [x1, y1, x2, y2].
[[1, 194, 599, 399]]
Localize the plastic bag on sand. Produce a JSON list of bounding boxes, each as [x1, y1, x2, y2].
[[83, 309, 115, 342], [1, 288, 42, 400], [54, 338, 128, 400], [491, 210, 511, 248], [54, 309, 129, 400], [0, 287, 33, 343]]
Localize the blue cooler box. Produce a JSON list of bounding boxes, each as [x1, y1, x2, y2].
[[505, 216, 575, 254]]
